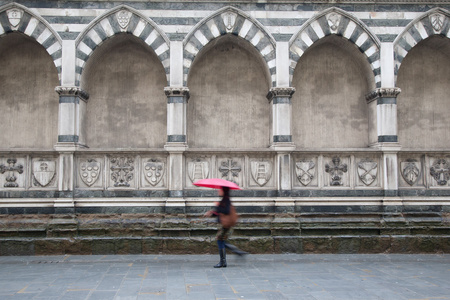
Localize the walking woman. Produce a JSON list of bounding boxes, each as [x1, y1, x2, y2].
[[204, 186, 247, 268]]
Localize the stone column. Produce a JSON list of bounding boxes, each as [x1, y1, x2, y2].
[[55, 86, 89, 147], [164, 87, 189, 212], [267, 87, 296, 195], [267, 87, 295, 145], [366, 88, 402, 195]]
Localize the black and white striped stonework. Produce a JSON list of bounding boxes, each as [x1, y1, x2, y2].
[[75, 5, 170, 87], [289, 8, 381, 88], [0, 3, 62, 81], [394, 8, 450, 83], [183, 6, 277, 87]]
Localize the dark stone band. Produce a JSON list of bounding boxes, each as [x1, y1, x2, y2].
[[377, 97, 397, 105], [167, 97, 187, 104], [58, 135, 79, 143], [273, 135, 292, 142], [59, 96, 79, 104], [272, 97, 291, 104], [167, 135, 186, 142], [378, 135, 398, 142]]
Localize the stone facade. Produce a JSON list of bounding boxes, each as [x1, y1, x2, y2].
[[0, 1, 449, 254]]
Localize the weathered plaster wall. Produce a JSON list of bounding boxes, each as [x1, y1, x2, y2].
[[0, 33, 59, 148], [291, 35, 371, 148], [187, 35, 270, 148], [397, 35, 450, 149], [82, 34, 167, 149]]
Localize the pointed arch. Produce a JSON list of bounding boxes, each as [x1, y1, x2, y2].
[[289, 7, 381, 88], [75, 5, 170, 86], [394, 8, 450, 84], [183, 6, 276, 87], [0, 2, 62, 82]]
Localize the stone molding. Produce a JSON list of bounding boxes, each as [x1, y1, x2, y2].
[[266, 87, 296, 102], [365, 88, 401, 103], [55, 86, 89, 102], [164, 87, 190, 101]]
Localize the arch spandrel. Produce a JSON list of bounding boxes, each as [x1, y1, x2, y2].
[[75, 5, 170, 87], [0, 3, 62, 83], [394, 8, 450, 85], [289, 7, 381, 89], [183, 6, 276, 87]]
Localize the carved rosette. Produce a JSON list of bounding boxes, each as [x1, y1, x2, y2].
[[110, 157, 134, 187], [430, 158, 450, 186], [218, 159, 241, 184], [266, 87, 296, 102], [365, 88, 401, 103], [325, 157, 348, 186], [55, 86, 90, 102]]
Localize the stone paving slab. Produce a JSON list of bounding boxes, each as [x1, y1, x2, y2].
[[0, 254, 449, 300]]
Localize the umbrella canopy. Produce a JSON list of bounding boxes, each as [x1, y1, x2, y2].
[[193, 178, 242, 190]]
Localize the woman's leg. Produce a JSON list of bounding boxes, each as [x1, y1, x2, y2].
[[214, 227, 229, 268]]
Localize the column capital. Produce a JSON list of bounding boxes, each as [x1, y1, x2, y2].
[[55, 86, 89, 102], [365, 87, 401, 104], [266, 87, 296, 102], [164, 87, 190, 100]]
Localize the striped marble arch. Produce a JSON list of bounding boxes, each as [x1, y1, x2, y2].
[[289, 7, 381, 88], [394, 8, 450, 84], [183, 6, 277, 87], [75, 5, 170, 87], [0, 3, 62, 82]]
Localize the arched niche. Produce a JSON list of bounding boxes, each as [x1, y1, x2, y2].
[[81, 33, 167, 149], [397, 35, 450, 149], [187, 34, 271, 149], [291, 35, 374, 148], [0, 32, 59, 148]]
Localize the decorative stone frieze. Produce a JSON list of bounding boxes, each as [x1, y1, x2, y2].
[[365, 88, 401, 104], [55, 86, 89, 102], [266, 87, 296, 102]]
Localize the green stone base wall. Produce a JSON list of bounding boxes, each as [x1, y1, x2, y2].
[[1, 207, 449, 255]]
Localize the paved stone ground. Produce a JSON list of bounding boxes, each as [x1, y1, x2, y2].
[[0, 254, 449, 300]]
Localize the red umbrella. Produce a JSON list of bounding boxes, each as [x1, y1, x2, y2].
[[193, 178, 242, 190]]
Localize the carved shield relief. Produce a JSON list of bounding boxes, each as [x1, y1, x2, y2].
[[143, 159, 165, 186], [33, 160, 56, 187], [251, 161, 272, 187], [7, 9, 23, 28], [188, 159, 209, 183], [400, 159, 421, 186], [295, 160, 315, 186], [80, 159, 101, 187], [357, 159, 378, 186]]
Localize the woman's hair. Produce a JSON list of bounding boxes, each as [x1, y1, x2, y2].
[[220, 186, 230, 206]]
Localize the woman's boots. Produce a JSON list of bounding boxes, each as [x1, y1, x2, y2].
[[214, 248, 227, 268]]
